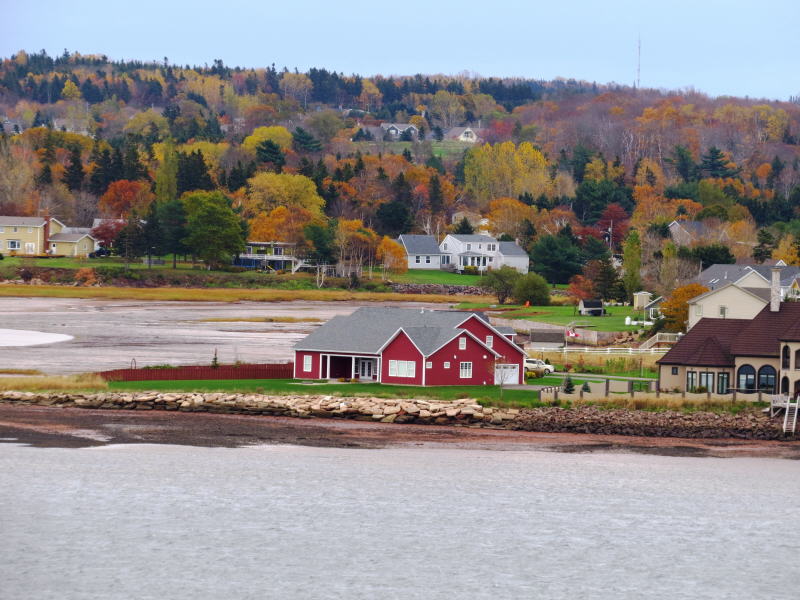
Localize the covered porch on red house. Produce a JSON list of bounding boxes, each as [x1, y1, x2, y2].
[[320, 354, 380, 381]]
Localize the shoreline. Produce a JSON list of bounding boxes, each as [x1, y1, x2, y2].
[[1, 404, 798, 459]]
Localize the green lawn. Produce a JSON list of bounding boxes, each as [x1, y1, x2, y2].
[[455, 302, 641, 332], [389, 269, 484, 286], [108, 378, 544, 406], [530, 375, 602, 387], [0, 255, 200, 270]]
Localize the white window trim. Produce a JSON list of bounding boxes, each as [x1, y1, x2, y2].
[[389, 359, 416, 378], [444, 361, 450, 369], [459, 362, 472, 379], [303, 355, 312, 372], [458, 337, 466, 350], [486, 335, 493, 348], [7, 240, 20, 250], [426, 361, 432, 369], [415, 255, 421, 263]]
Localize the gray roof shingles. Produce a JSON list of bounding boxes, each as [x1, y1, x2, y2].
[[397, 234, 443, 255], [295, 307, 482, 355], [497, 241, 528, 257]]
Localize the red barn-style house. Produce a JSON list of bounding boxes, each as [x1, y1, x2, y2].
[[293, 307, 525, 386]]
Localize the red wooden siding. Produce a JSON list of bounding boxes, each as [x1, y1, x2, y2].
[[457, 316, 524, 383], [101, 363, 293, 382], [295, 351, 321, 378], [425, 333, 495, 386], [380, 331, 424, 385]]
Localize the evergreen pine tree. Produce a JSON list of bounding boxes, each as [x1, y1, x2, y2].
[[753, 229, 777, 263], [155, 139, 178, 203], [453, 216, 475, 234], [700, 146, 740, 178], [429, 174, 444, 214], [62, 146, 85, 191], [402, 148, 413, 163], [123, 144, 148, 181], [563, 376, 575, 394], [89, 149, 113, 196], [255, 139, 285, 172], [157, 198, 187, 268], [292, 127, 322, 152]]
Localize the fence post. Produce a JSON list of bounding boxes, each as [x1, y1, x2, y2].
[[605, 379, 610, 397], [758, 390, 762, 403], [554, 389, 559, 403], [707, 389, 711, 401], [628, 380, 633, 399], [733, 389, 737, 402], [580, 386, 584, 400], [656, 381, 660, 397]]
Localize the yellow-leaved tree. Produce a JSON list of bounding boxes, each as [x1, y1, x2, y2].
[[244, 172, 324, 217], [464, 141, 551, 207], [248, 206, 320, 251], [242, 126, 293, 154], [376, 236, 408, 274], [661, 283, 709, 332], [772, 235, 800, 266]]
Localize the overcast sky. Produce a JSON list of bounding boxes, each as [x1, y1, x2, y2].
[[4, 0, 799, 100]]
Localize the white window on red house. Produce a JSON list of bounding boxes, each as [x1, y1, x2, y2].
[[486, 335, 493, 348], [303, 355, 312, 372], [444, 361, 450, 369], [389, 360, 416, 378], [458, 337, 466, 350], [426, 361, 432, 369], [459, 362, 472, 378]]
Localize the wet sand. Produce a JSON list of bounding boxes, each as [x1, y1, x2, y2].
[[0, 297, 446, 374], [1, 404, 798, 459]]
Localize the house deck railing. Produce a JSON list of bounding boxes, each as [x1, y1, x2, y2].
[[526, 346, 669, 355]]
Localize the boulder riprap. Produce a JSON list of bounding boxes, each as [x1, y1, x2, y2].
[[0, 391, 790, 439]]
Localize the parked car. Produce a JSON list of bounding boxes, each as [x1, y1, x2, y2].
[[525, 358, 555, 375]]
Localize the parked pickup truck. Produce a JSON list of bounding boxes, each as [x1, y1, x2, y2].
[[524, 358, 555, 377]]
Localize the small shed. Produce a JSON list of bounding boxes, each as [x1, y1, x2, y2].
[[633, 291, 653, 310], [578, 299, 605, 316], [645, 296, 665, 320]]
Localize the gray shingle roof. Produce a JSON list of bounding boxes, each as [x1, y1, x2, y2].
[[696, 263, 800, 289], [450, 234, 497, 243], [0, 216, 46, 227], [397, 234, 443, 255], [497, 241, 527, 257], [295, 307, 482, 354], [49, 232, 94, 242], [402, 327, 461, 355]]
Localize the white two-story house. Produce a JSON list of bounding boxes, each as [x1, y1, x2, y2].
[[439, 234, 529, 273]]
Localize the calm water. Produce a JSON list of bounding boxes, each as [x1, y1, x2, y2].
[[1, 444, 798, 599]]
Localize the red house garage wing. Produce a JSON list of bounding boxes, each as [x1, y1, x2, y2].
[[292, 307, 525, 386]]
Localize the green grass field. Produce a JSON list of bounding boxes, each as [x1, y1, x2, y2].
[[455, 302, 640, 332], [108, 378, 544, 406]]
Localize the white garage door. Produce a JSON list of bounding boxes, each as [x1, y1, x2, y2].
[[494, 364, 519, 385]]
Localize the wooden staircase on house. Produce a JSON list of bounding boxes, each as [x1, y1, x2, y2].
[[639, 332, 681, 351], [784, 398, 799, 434]]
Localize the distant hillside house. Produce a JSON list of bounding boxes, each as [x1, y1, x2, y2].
[[632, 291, 652, 310], [668, 219, 730, 246], [235, 241, 298, 271], [294, 307, 525, 386], [439, 234, 529, 273], [443, 126, 483, 143], [380, 123, 418, 140], [0, 216, 96, 257], [396, 234, 446, 270]]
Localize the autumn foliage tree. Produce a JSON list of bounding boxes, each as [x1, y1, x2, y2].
[[661, 283, 709, 332], [376, 236, 408, 274], [98, 180, 154, 217]]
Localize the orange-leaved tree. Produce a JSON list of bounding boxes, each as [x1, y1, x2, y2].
[[99, 180, 154, 218], [376, 236, 408, 275], [661, 283, 709, 332]]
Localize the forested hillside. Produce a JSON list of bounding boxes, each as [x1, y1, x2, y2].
[[2, 49, 800, 295]]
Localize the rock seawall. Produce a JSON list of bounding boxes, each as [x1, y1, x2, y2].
[[0, 392, 793, 440], [388, 283, 490, 296]]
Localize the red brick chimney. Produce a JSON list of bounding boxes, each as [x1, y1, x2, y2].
[[43, 215, 51, 255]]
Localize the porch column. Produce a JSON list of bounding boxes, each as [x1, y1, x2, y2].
[[351, 357, 356, 379]]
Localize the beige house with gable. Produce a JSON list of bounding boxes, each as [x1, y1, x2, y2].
[[687, 283, 769, 330], [0, 216, 96, 257]]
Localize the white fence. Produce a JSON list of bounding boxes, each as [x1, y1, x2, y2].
[[525, 346, 668, 355]]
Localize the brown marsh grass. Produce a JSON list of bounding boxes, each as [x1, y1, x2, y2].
[[0, 285, 492, 304], [0, 368, 43, 375], [0, 373, 108, 392]]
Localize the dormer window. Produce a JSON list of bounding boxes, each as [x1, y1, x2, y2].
[[466, 243, 471, 250]]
